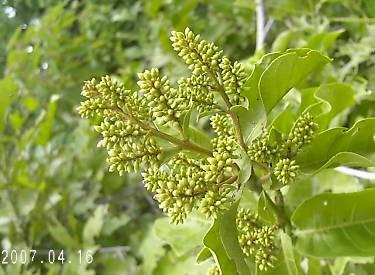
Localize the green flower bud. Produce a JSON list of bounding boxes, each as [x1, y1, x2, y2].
[[201, 136, 237, 184], [105, 136, 161, 175], [177, 75, 218, 112], [207, 265, 221, 275], [255, 246, 277, 271], [247, 129, 279, 164], [137, 68, 183, 126], [219, 57, 246, 105], [210, 114, 235, 137], [200, 185, 233, 219], [170, 28, 223, 76], [236, 208, 278, 271], [284, 112, 318, 154], [273, 158, 299, 185]]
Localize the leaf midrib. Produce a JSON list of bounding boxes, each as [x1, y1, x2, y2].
[[295, 216, 375, 235]]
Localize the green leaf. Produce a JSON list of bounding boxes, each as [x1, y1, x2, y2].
[[82, 204, 108, 245], [196, 247, 212, 264], [292, 189, 375, 257], [312, 152, 374, 173], [0, 77, 16, 132], [314, 170, 362, 194], [329, 257, 349, 275], [257, 192, 278, 225], [21, 96, 39, 112], [271, 105, 295, 137], [235, 145, 252, 185], [259, 49, 331, 113], [36, 95, 60, 146], [271, 30, 294, 52], [306, 30, 344, 53], [220, 202, 250, 275], [240, 53, 283, 143], [187, 126, 212, 150], [48, 219, 80, 249], [303, 83, 355, 130], [232, 105, 265, 145], [101, 213, 130, 236], [280, 232, 299, 275], [154, 214, 211, 257], [307, 257, 322, 275], [154, 250, 210, 275], [182, 109, 193, 139], [138, 225, 167, 275], [297, 118, 375, 173], [203, 218, 238, 275], [203, 202, 250, 275], [9, 110, 26, 130]]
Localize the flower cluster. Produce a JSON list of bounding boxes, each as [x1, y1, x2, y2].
[[219, 57, 246, 105], [170, 28, 246, 106], [273, 158, 299, 185], [283, 112, 318, 154], [178, 75, 218, 113], [236, 208, 278, 271], [143, 151, 236, 224], [78, 28, 248, 224], [137, 68, 182, 128], [210, 114, 235, 137], [78, 77, 161, 176], [247, 112, 318, 185], [247, 129, 278, 164]]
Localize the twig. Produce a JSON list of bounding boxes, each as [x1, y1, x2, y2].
[[330, 17, 375, 24], [255, 0, 266, 51], [264, 18, 274, 37], [113, 107, 212, 156], [334, 166, 375, 180]]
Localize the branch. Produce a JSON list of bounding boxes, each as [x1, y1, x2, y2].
[[255, 0, 266, 51], [113, 107, 212, 156], [334, 166, 375, 180], [330, 17, 375, 24], [264, 18, 274, 37]]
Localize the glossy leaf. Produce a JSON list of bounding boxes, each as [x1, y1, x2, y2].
[[271, 30, 294, 52], [271, 105, 295, 137], [257, 191, 278, 225], [297, 118, 375, 172], [203, 217, 238, 275], [188, 126, 212, 150], [292, 189, 375, 257], [299, 83, 355, 130], [219, 202, 250, 275], [240, 52, 283, 143], [154, 250, 210, 275], [196, 247, 212, 264], [306, 30, 344, 53], [235, 145, 252, 185], [232, 105, 265, 145], [259, 49, 331, 113]]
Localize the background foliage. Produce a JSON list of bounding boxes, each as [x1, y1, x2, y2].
[[0, 0, 374, 274]]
